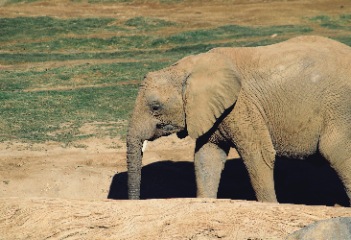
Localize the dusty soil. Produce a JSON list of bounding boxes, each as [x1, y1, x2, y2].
[[2, 134, 351, 240], [2, 197, 351, 240], [2, 0, 351, 239]]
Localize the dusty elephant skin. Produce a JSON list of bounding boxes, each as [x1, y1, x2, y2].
[[126, 35, 351, 203], [286, 217, 351, 240]]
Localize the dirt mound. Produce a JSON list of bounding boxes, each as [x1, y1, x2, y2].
[[1, 135, 351, 239], [2, 197, 351, 240]]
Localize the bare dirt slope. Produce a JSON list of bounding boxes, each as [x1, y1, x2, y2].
[[2, 0, 351, 239], [2, 134, 351, 240], [2, 198, 351, 240]]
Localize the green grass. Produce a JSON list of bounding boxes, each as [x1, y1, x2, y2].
[[1, 23, 311, 52], [1, 35, 155, 52], [87, 0, 130, 2], [0, 59, 171, 142], [1, 10, 350, 144], [3, 0, 39, 3], [333, 36, 351, 47], [124, 16, 176, 30], [0, 61, 170, 92], [309, 14, 351, 30], [87, 0, 183, 3], [0, 48, 170, 64], [0, 16, 311, 65], [0, 85, 138, 143], [0, 47, 163, 65], [152, 25, 312, 47], [0, 17, 124, 42]]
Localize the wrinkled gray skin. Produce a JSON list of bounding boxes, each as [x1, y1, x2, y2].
[[286, 217, 351, 240], [126, 36, 351, 203]]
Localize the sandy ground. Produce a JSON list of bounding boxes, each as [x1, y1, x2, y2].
[[0, 135, 197, 200], [2, 134, 351, 239], [2, 0, 351, 239], [2, 197, 351, 240]]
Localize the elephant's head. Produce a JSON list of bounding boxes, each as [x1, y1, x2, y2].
[[126, 52, 241, 199]]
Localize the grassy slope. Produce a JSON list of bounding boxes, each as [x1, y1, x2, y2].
[[0, 0, 351, 144]]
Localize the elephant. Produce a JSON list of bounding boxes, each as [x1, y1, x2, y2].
[[126, 35, 351, 204]]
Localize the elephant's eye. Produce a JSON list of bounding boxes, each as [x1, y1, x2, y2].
[[149, 102, 163, 115], [152, 105, 160, 111]]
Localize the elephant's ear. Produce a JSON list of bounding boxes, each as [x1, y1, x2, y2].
[[183, 52, 241, 139]]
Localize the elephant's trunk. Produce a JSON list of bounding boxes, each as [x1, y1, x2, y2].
[[126, 134, 143, 199], [126, 102, 157, 199]]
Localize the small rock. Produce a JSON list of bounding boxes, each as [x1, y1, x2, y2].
[[286, 217, 351, 240]]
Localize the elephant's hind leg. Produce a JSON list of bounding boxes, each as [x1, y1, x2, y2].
[[319, 123, 351, 206], [194, 140, 229, 198]]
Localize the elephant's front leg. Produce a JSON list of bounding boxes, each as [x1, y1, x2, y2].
[[194, 140, 229, 198]]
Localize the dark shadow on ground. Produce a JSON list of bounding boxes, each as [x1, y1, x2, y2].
[[108, 154, 349, 206]]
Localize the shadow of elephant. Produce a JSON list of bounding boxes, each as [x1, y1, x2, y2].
[[108, 154, 349, 206]]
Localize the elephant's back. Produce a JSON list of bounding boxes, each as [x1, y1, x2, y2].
[[241, 36, 351, 157], [279, 35, 351, 53], [213, 36, 351, 157], [211, 37, 351, 92], [259, 35, 351, 57]]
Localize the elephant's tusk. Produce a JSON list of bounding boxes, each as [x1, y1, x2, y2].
[[142, 140, 148, 153]]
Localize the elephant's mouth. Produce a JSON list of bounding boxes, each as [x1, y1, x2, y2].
[[150, 123, 181, 140], [156, 123, 179, 133]]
